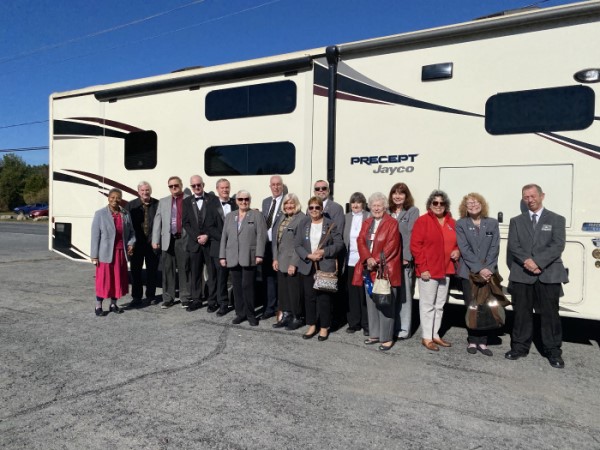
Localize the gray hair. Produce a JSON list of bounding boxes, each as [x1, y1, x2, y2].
[[236, 189, 251, 200], [137, 181, 152, 191], [281, 193, 301, 214], [368, 192, 387, 208], [216, 178, 230, 187], [426, 189, 451, 212]]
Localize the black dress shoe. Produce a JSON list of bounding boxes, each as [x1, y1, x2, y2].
[[303, 329, 318, 339], [467, 345, 477, 354], [505, 350, 526, 360], [318, 334, 329, 342], [272, 313, 291, 329], [95, 308, 104, 316], [127, 297, 144, 309], [216, 307, 228, 317], [548, 356, 565, 369], [232, 316, 245, 325], [364, 338, 380, 345], [477, 345, 493, 357], [378, 343, 393, 351], [363, 329, 369, 336], [346, 326, 359, 334], [248, 318, 259, 326], [207, 304, 219, 313], [262, 311, 276, 320], [285, 318, 304, 331], [161, 301, 175, 309], [109, 304, 123, 314], [186, 300, 203, 312]]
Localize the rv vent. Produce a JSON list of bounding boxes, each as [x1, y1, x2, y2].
[[422, 63, 453, 81]]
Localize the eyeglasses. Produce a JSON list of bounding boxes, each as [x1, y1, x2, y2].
[[190, 184, 203, 188], [237, 198, 250, 202], [168, 184, 180, 189], [431, 201, 446, 207], [466, 201, 480, 207], [308, 205, 322, 210], [314, 186, 328, 192]]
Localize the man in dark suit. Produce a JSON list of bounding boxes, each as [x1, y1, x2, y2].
[[260, 175, 285, 319], [313, 180, 345, 231], [206, 178, 238, 316], [125, 181, 159, 307], [182, 175, 215, 312], [152, 176, 191, 309], [505, 184, 568, 369]]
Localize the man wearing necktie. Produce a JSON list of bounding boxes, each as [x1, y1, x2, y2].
[[506, 184, 568, 369], [260, 175, 285, 319], [182, 175, 215, 311], [125, 181, 159, 307], [206, 178, 238, 315]]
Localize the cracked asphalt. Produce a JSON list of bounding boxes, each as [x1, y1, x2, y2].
[[1, 223, 600, 449]]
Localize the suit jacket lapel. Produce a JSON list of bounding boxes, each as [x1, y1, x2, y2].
[[522, 212, 534, 238]]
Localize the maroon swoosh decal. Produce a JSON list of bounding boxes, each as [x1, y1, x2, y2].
[[69, 117, 143, 132], [537, 134, 600, 160], [65, 170, 138, 196]]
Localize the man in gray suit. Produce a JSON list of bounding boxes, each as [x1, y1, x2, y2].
[[505, 184, 568, 368], [260, 175, 285, 319], [313, 180, 345, 231], [152, 176, 191, 309]]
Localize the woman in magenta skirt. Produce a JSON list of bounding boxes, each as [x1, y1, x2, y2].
[[91, 188, 135, 316]]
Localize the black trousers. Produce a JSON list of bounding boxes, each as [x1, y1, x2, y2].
[[461, 278, 490, 345], [211, 256, 230, 308], [346, 265, 368, 330], [189, 245, 212, 303], [130, 240, 159, 300], [262, 243, 278, 314], [277, 271, 302, 316], [301, 272, 332, 329], [510, 280, 562, 357], [231, 265, 257, 320]]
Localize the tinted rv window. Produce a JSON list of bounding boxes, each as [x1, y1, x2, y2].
[[205, 142, 295, 176], [485, 85, 595, 135], [125, 131, 157, 170], [205, 80, 296, 121]]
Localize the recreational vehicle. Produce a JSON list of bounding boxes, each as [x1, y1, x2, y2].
[[50, 1, 600, 319]]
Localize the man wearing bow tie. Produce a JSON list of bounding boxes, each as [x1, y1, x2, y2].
[[182, 175, 215, 311], [206, 178, 238, 315]]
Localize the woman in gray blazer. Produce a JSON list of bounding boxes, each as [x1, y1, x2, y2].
[[295, 196, 344, 341], [272, 193, 306, 330], [343, 192, 370, 335], [220, 190, 267, 326], [456, 193, 500, 356], [90, 188, 135, 316], [388, 182, 419, 340]]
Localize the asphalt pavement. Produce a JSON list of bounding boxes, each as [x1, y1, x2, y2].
[[1, 222, 600, 449]]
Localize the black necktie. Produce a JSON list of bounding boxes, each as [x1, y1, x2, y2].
[[266, 198, 277, 229], [532, 213, 537, 229]]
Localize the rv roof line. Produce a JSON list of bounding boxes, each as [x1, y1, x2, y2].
[[474, 5, 539, 21], [94, 56, 314, 102], [336, 1, 600, 57], [171, 65, 206, 73]]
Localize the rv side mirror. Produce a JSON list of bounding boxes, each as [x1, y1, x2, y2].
[[498, 212, 503, 223]]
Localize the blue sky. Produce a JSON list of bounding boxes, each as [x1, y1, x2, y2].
[[0, 0, 582, 166]]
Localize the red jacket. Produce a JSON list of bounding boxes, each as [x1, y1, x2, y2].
[[352, 213, 402, 287], [411, 210, 458, 279]]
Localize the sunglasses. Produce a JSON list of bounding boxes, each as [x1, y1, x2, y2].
[[168, 184, 180, 189], [431, 201, 446, 207], [314, 186, 328, 192], [237, 198, 250, 202], [190, 184, 203, 188], [308, 205, 322, 211]]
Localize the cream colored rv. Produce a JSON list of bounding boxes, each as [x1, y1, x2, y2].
[[50, 1, 600, 319]]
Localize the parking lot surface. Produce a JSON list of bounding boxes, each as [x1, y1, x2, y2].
[[1, 223, 600, 449]]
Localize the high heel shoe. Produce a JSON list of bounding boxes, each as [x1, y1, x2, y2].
[[109, 304, 123, 314]]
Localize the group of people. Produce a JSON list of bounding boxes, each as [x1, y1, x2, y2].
[[90, 177, 568, 368]]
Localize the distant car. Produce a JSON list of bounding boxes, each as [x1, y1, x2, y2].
[[29, 208, 49, 219], [13, 203, 48, 215]]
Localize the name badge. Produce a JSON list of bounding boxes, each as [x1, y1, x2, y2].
[[400, 217, 409, 223], [486, 231, 493, 236], [541, 224, 552, 231]]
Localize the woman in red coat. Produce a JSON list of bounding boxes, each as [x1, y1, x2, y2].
[[352, 192, 401, 351], [411, 190, 460, 352]]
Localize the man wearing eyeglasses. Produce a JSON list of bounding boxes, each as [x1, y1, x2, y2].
[[505, 184, 568, 369], [260, 175, 285, 319], [152, 176, 191, 309], [312, 180, 345, 231], [182, 175, 216, 312]]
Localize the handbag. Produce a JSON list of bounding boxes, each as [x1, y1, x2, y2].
[[312, 223, 338, 293], [372, 252, 392, 307], [465, 272, 510, 330]]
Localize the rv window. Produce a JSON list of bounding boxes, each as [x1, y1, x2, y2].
[[124, 131, 157, 170], [205, 80, 296, 121], [205, 142, 295, 176], [485, 85, 594, 135]]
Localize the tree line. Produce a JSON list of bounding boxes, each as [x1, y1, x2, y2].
[[0, 154, 49, 211]]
